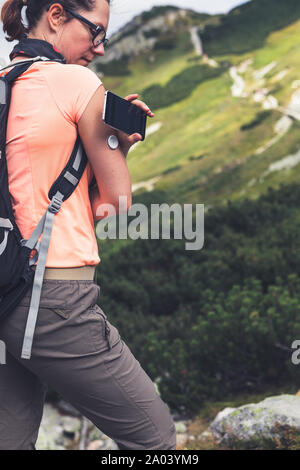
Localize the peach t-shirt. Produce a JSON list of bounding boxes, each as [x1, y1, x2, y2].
[[1, 61, 103, 267]]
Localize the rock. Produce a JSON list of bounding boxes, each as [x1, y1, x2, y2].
[[36, 404, 66, 450], [85, 428, 119, 450], [87, 440, 105, 450], [106, 440, 120, 450], [214, 407, 236, 421], [198, 428, 214, 441], [36, 404, 83, 450], [253, 61, 277, 81], [209, 394, 300, 449], [176, 434, 188, 448], [88, 424, 105, 441], [175, 422, 187, 433], [61, 415, 81, 439]]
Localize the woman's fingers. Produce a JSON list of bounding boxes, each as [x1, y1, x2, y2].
[[132, 100, 154, 116], [124, 94, 155, 117], [128, 133, 142, 145], [117, 130, 142, 155], [125, 94, 139, 101]]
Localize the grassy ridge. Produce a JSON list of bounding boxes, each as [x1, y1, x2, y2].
[[202, 0, 300, 56], [125, 17, 300, 207]]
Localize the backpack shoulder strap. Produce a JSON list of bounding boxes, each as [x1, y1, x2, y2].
[[0, 56, 60, 80], [0, 57, 89, 359], [49, 135, 88, 202], [0, 58, 53, 242]]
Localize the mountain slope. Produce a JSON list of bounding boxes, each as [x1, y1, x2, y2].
[[202, 0, 300, 56], [91, 1, 300, 209]]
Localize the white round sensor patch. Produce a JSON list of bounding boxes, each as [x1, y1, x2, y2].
[[107, 135, 119, 150]]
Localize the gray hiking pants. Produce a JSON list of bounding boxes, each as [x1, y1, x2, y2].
[[0, 280, 176, 450]]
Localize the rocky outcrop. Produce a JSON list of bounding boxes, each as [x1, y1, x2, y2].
[[97, 9, 188, 64], [209, 395, 300, 449]]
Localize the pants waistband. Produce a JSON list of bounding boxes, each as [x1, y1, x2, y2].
[[31, 265, 96, 280]]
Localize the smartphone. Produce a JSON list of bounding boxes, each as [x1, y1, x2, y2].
[[102, 90, 147, 141]]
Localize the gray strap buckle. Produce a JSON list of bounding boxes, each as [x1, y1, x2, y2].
[[0, 218, 13, 256], [48, 194, 63, 214]]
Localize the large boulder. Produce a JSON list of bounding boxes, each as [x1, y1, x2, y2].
[[209, 394, 300, 449]]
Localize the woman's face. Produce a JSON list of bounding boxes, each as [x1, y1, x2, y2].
[[53, 0, 110, 66]]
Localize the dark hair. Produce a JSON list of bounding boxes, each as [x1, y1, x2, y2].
[[1, 0, 110, 42]]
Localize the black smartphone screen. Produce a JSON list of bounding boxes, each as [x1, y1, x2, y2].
[[103, 91, 147, 141]]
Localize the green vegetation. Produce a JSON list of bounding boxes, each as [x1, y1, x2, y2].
[[95, 55, 131, 76], [202, 0, 300, 56], [153, 33, 180, 51], [140, 5, 209, 25], [96, 184, 300, 414], [143, 28, 160, 39], [140, 5, 179, 22], [240, 110, 272, 131], [141, 62, 227, 111]]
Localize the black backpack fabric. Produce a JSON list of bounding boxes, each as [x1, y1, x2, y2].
[[0, 55, 89, 359]]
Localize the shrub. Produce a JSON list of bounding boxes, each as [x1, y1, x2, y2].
[[94, 183, 300, 414], [95, 56, 131, 76], [141, 63, 227, 110], [240, 111, 272, 131]]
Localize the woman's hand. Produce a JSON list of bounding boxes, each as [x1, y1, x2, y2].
[[117, 94, 155, 157]]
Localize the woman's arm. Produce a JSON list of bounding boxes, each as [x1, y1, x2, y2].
[[88, 185, 105, 221], [78, 86, 154, 222], [78, 85, 132, 221]]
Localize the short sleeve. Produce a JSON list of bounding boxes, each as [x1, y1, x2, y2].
[[41, 63, 103, 124]]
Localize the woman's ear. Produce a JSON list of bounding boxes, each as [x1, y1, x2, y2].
[[47, 3, 66, 31]]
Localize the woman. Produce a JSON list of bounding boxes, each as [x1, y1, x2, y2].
[[0, 0, 177, 451]]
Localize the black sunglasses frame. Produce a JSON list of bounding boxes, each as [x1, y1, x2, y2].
[[60, 6, 109, 48]]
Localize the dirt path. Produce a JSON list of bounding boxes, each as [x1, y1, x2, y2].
[[190, 27, 203, 56], [230, 66, 247, 98]]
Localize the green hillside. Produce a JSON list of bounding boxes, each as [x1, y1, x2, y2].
[[94, 0, 300, 209], [202, 0, 300, 56]]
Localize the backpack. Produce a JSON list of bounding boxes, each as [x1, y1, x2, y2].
[[0, 56, 90, 360]]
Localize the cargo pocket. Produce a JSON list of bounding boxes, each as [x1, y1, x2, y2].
[[83, 304, 112, 352], [51, 308, 70, 320], [33, 306, 72, 331], [94, 305, 122, 351]]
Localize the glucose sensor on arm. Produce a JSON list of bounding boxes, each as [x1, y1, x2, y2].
[[107, 135, 119, 150]]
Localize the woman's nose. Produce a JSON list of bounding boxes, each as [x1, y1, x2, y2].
[[92, 43, 105, 56]]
